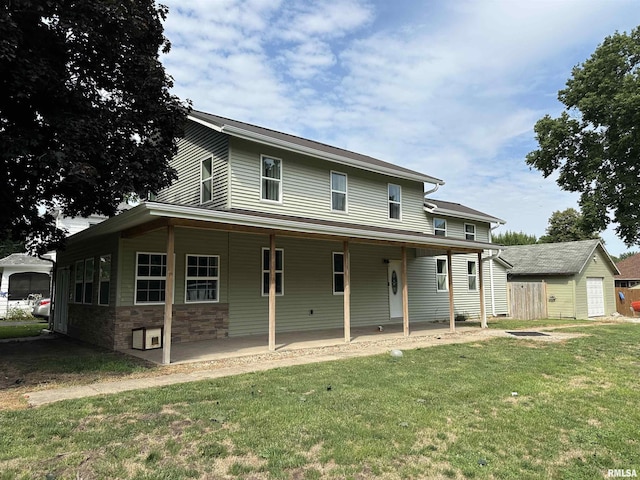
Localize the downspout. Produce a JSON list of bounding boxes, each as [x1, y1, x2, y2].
[[423, 183, 440, 212], [38, 253, 56, 330], [486, 222, 505, 316]]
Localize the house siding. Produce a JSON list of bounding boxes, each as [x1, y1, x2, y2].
[[228, 137, 429, 232], [156, 122, 229, 208], [424, 215, 491, 241], [485, 258, 509, 316]]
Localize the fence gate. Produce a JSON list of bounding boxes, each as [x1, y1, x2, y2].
[[508, 281, 548, 320]]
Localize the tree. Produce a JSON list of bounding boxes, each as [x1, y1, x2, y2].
[[538, 208, 600, 244], [616, 250, 639, 262], [0, 1, 189, 254], [526, 27, 640, 247], [491, 230, 538, 246]]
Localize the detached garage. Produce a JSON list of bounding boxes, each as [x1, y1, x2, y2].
[[501, 240, 619, 319]]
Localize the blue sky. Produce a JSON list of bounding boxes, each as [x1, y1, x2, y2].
[[161, 0, 640, 256]]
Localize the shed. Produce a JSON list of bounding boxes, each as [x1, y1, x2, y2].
[[501, 240, 619, 319]]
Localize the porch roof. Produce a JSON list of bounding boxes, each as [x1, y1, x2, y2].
[[68, 201, 496, 253]]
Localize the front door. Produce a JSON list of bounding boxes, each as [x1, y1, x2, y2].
[[388, 260, 403, 319], [54, 267, 69, 334], [586, 277, 605, 317]]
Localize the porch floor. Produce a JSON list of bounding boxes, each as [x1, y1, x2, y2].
[[120, 321, 479, 365]]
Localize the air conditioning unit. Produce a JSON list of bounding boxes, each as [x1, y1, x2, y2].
[[132, 327, 163, 350]]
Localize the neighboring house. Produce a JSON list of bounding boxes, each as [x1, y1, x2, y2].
[[501, 240, 619, 319], [54, 110, 507, 360], [614, 253, 640, 288], [0, 254, 53, 317], [0, 211, 108, 318]]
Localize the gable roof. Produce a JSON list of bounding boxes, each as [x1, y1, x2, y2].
[[188, 110, 444, 185], [501, 239, 619, 276], [615, 252, 640, 280], [0, 253, 52, 267], [426, 198, 506, 225]]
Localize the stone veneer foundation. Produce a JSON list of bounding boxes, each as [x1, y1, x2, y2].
[[66, 303, 229, 350]]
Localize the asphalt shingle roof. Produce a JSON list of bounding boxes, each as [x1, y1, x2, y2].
[[0, 253, 52, 267], [501, 239, 602, 276], [616, 252, 640, 280]]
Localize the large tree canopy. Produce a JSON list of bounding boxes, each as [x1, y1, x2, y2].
[[538, 208, 600, 244], [526, 27, 640, 247], [0, 0, 189, 253]]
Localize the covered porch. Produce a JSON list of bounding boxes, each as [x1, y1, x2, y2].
[[121, 320, 481, 365]]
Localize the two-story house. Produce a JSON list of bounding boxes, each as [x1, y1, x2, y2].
[[53, 110, 508, 362]]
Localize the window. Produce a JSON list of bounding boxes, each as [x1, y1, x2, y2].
[[331, 172, 347, 212], [436, 258, 448, 291], [388, 184, 401, 220], [201, 157, 213, 204], [465, 223, 476, 241], [333, 252, 345, 294], [467, 261, 477, 291], [261, 155, 282, 202], [99, 255, 111, 306], [135, 253, 167, 304], [74, 260, 84, 303], [185, 255, 219, 302], [262, 248, 283, 296], [434, 218, 447, 236], [83, 258, 94, 304]]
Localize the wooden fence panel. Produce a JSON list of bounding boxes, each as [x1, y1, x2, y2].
[[508, 281, 548, 320], [615, 287, 640, 317]]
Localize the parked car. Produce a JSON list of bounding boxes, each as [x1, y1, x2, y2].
[[32, 298, 51, 319]]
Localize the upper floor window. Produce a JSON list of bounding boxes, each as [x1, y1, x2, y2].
[[333, 252, 345, 294], [99, 255, 111, 306], [388, 184, 401, 220], [185, 255, 219, 302], [467, 261, 478, 291], [135, 253, 167, 304], [261, 155, 282, 203], [331, 172, 347, 212], [434, 218, 447, 236], [465, 223, 476, 241], [262, 248, 284, 296], [201, 157, 213, 204], [436, 258, 448, 291]]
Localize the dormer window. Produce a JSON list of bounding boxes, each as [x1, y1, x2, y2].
[[261, 155, 282, 203], [388, 184, 401, 220], [465, 223, 476, 241], [201, 157, 213, 204], [434, 218, 447, 236]]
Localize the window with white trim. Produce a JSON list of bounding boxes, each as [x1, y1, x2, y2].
[[465, 223, 476, 241], [135, 253, 167, 304], [99, 255, 111, 306], [83, 258, 94, 304], [261, 155, 282, 202], [201, 157, 213, 204], [331, 172, 347, 212], [434, 218, 447, 236], [74, 260, 84, 303], [436, 258, 448, 291], [388, 184, 401, 220], [333, 252, 345, 294], [262, 248, 283, 296], [467, 261, 477, 291], [185, 255, 219, 302]]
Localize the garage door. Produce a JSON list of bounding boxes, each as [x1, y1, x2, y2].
[[586, 277, 605, 317]]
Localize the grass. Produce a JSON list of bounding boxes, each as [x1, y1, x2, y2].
[[1, 322, 639, 479], [467, 317, 593, 330], [0, 323, 47, 340]]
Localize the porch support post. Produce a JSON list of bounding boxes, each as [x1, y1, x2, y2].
[[268, 233, 276, 351], [447, 249, 455, 333], [478, 251, 487, 328], [162, 224, 175, 365], [401, 245, 410, 337], [343, 240, 351, 343]]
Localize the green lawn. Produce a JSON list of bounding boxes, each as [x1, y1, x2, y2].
[[1, 323, 639, 479], [0, 323, 46, 340], [467, 317, 594, 330]]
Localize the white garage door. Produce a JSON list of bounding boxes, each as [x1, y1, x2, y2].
[[586, 277, 605, 317]]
